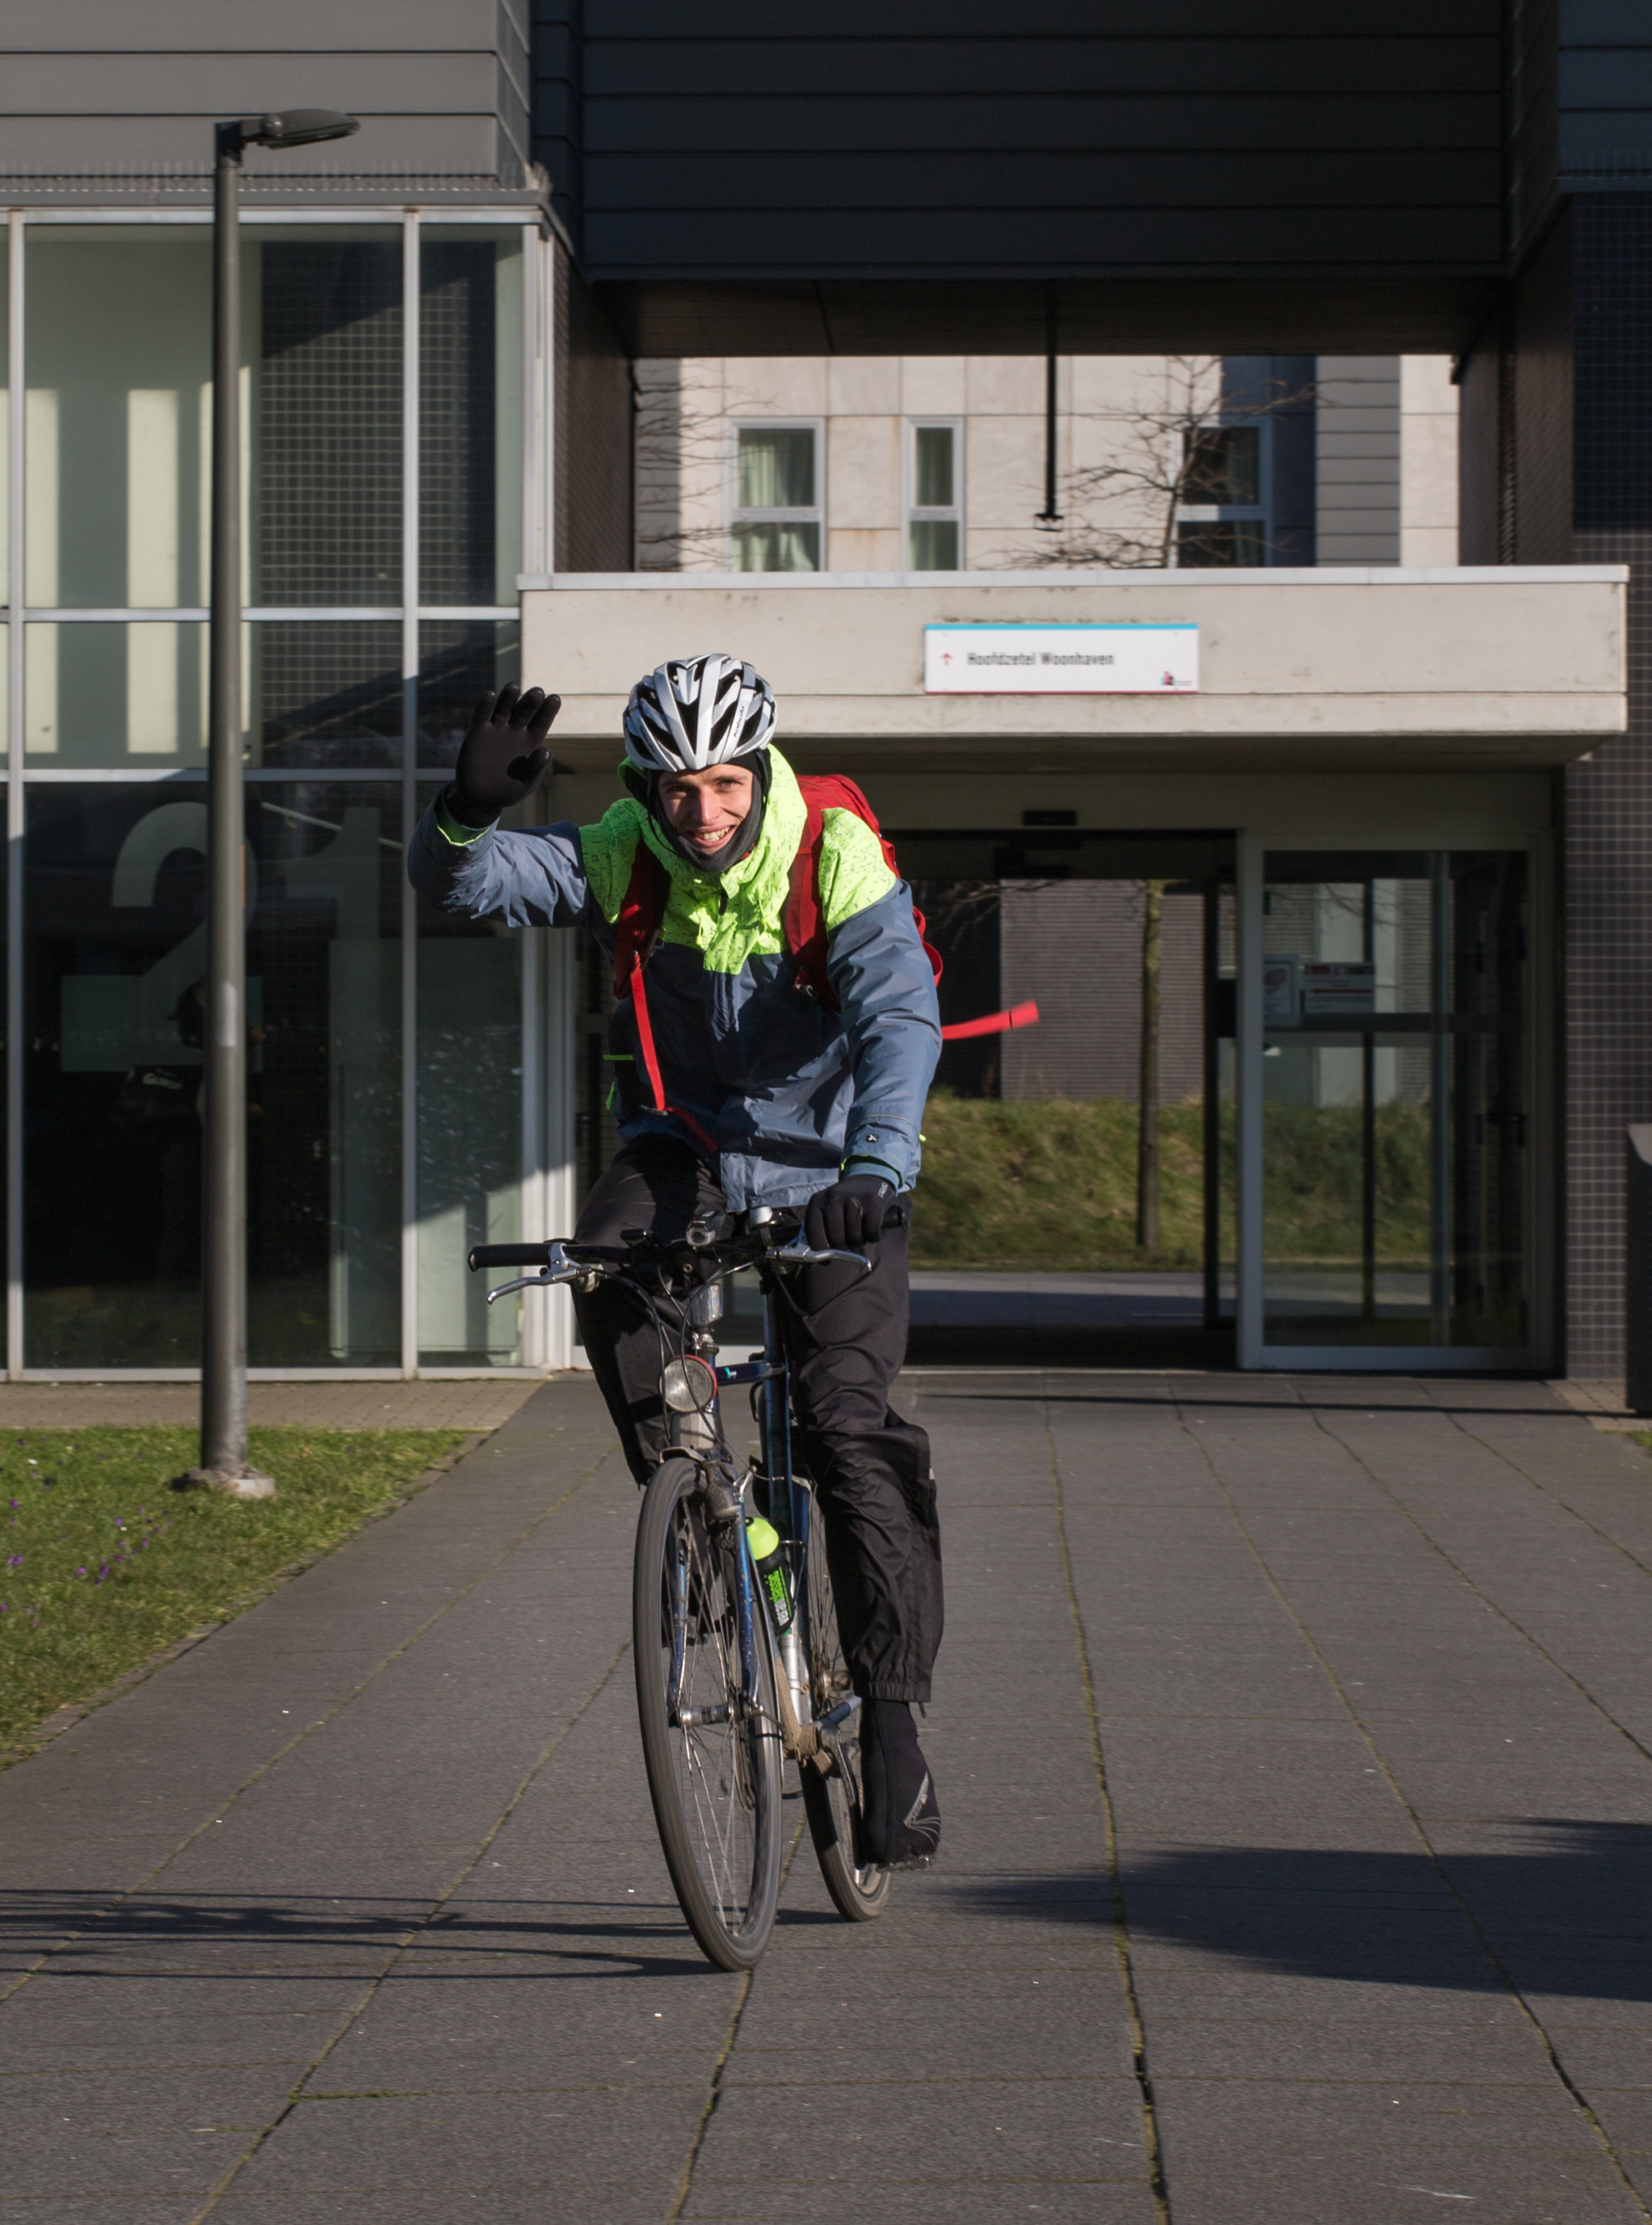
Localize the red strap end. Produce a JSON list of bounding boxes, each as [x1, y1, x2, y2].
[[940, 1000, 1039, 1043]]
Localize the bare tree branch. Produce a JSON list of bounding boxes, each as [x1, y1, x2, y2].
[[993, 355, 1315, 573]]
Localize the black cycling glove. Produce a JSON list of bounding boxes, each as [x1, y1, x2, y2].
[[804, 1172, 894, 1253], [448, 683, 562, 828]]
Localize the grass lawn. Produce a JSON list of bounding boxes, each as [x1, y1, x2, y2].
[[0, 1426, 466, 1759]]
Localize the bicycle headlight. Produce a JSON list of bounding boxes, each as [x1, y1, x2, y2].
[[662, 1355, 719, 1412]]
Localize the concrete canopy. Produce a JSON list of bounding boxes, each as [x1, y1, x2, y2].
[[520, 568, 1627, 777]]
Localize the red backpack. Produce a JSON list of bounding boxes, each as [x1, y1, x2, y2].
[[611, 777, 1036, 1146]]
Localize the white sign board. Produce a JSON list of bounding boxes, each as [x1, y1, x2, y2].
[[924, 623, 1198, 694], [1300, 960, 1376, 1020]]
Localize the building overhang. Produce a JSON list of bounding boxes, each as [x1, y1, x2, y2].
[[593, 276, 1505, 362], [519, 568, 1629, 779]]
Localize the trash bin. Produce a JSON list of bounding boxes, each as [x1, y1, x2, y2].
[[1626, 1126, 1652, 1412]]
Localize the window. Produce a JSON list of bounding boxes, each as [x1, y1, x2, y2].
[[1176, 423, 1268, 568], [3, 213, 544, 1376], [907, 421, 962, 570], [731, 424, 821, 571]]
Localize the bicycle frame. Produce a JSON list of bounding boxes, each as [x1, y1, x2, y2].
[[474, 1219, 872, 1755]]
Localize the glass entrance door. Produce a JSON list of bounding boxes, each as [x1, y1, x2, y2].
[[1240, 847, 1536, 1367]]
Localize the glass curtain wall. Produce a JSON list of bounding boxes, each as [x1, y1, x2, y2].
[[5, 214, 532, 1373]]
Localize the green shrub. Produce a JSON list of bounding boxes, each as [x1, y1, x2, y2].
[[911, 1089, 1434, 1272], [912, 1091, 1215, 1270]]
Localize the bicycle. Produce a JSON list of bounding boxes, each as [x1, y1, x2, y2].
[[468, 1203, 905, 1972]]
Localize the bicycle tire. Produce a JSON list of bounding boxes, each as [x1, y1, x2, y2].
[[799, 1497, 892, 1923], [634, 1455, 784, 1971]]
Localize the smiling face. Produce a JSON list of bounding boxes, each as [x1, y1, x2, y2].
[[655, 763, 756, 860]]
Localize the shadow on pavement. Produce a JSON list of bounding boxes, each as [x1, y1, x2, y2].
[[943, 1822, 1652, 1997], [0, 1890, 721, 1976]]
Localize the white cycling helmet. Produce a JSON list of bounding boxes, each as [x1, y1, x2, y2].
[[623, 653, 776, 774]]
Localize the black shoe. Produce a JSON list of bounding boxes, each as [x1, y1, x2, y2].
[[859, 1698, 940, 1869]]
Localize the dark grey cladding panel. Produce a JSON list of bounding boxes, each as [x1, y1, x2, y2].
[[584, 96, 1501, 157], [547, 3, 1506, 285], [592, 0, 1501, 30], [0, 0, 533, 185], [587, 151, 1502, 214], [3, 0, 522, 46], [533, 0, 581, 246], [1512, 0, 1652, 256], [585, 37, 1503, 96]]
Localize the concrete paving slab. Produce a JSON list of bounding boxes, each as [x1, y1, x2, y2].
[[680, 2188, 1158, 2224], [685, 2074, 1148, 2189], [1153, 2075, 1642, 2225], [0, 2208, 199, 2225]]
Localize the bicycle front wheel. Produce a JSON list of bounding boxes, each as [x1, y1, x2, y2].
[[799, 1495, 892, 1923], [634, 1456, 784, 1971]]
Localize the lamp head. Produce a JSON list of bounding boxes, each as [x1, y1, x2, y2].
[[236, 110, 360, 151]]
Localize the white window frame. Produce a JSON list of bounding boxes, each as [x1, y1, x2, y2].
[[727, 419, 825, 572], [1173, 416, 1271, 568], [905, 416, 965, 572]]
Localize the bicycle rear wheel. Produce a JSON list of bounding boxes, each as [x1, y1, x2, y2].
[[634, 1455, 783, 1971], [799, 1495, 892, 1923]]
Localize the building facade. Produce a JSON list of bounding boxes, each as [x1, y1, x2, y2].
[[0, 2, 1648, 1379], [635, 353, 1460, 579]]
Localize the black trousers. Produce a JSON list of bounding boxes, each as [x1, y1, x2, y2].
[[572, 1138, 944, 1704]]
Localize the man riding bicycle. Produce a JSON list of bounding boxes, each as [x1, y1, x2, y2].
[[408, 655, 943, 1868]]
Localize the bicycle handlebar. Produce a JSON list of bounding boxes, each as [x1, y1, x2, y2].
[[468, 1197, 907, 1278]]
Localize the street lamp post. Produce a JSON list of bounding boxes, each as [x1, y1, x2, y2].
[[189, 110, 358, 1499]]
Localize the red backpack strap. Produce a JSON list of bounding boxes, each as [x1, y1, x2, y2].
[[613, 839, 668, 1000], [784, 787, 832, 1003], [612, 838, 719, 1157]]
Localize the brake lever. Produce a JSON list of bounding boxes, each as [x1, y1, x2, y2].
[[484, 1240, 584, 1306], [769, 1237, 872, 1272]]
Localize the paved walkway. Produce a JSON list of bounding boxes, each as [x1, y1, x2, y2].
[[3, 1372, 1652, 2222]]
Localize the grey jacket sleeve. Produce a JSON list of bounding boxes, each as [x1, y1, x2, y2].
[[406, 797, 591, 928], [826, 881, 942, 1190]]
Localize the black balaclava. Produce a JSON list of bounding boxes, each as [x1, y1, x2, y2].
[[625, 747, 772, 876]]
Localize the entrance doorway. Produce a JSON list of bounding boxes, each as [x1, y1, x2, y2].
[[896, 825, 1237, 1367], [1237, 841, 1543, 1369]]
